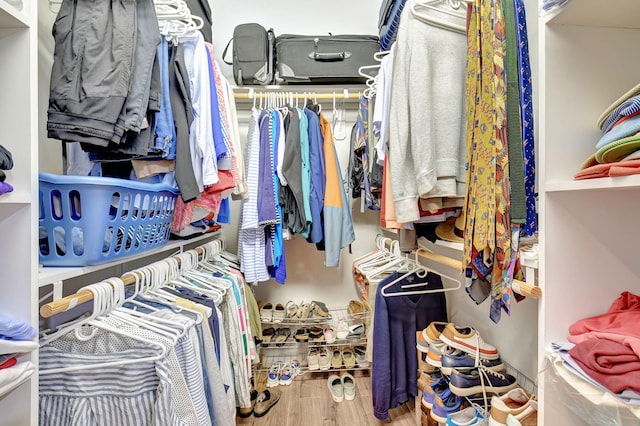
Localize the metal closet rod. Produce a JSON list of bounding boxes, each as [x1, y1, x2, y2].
[[39, 245, 211, 319], [383, 239, 542, 299]]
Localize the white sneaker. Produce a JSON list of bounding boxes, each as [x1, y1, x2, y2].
[[266, 363, 281, 388], [307, 348, 319, 371], [341, 373, 356, 401], [440, 323, 500, 360], [327, 374, 344, 402]]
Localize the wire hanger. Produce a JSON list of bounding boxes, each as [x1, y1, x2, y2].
[[380, 247, 462, 297]]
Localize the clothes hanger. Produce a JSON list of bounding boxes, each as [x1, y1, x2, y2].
[[39, 280, 168, 375], [380, 247, 462, 297], [412, 0, 468, 35]]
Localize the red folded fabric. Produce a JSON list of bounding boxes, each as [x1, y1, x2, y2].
[[574, 159, 640, 180], [569, 292, 640, 358], [569, 339, 640, 393]]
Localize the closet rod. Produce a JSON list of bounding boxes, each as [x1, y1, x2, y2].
[[39, 244, 213, 319], [233, 91, 361, 101], [416, 249, 541, 299], [386, 239, 542, 299]]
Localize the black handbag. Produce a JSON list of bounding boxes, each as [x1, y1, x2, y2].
[[223, 23, 276, 85]]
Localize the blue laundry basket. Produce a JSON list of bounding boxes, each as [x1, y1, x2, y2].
[[39, 173, 179, 267]]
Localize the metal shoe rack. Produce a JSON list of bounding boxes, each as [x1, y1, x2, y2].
[[257, 306, 371, 374]]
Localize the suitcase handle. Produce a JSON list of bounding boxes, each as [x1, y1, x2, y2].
[[308, 51, 352, 61]]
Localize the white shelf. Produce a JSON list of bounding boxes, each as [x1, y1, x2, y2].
[[543, 0, 640, 29], [545, 175, 640, 192], [38, 232, 221, 286], [0, 1, 29, 28], [0, 192, 32, 204]]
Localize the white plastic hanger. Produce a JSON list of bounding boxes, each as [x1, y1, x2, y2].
[[380, 248, 462, 297], [412, 0, 469, 35], [39, 280, 168, 375]]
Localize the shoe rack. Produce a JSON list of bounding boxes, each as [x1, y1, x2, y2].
[[257, 306, 371, 375]]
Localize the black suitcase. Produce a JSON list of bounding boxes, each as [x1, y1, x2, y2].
[[275, 34, 380, 84]]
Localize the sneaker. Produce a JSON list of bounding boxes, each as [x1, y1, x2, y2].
[[418, 369, 442, 392], [446, 406, 484, 425], [505, 405, 537, 426], [290, 359, 304, 379], [441, 352, 505, 376], [430, 391, 466, 424], [490, 388, 536, 426], [440, 323, 500, 360], [238, 389, 258, 418], [318, 347, 331, 370], [279, 364, 293, 386], [254, 389, 280, 417], [424, 321, 450, 344], [307, 348, 319, 371], [327, 374, 344, 402], [426, 341, 463, 368], [422, 376, 450, 410], [417, 330, 431, 353], [449, 366, 518, 397], [341, 372, 356, 400], [266, 363, 282, 388]]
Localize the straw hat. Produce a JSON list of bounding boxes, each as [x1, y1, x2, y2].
[[435, 213, 464, 243]]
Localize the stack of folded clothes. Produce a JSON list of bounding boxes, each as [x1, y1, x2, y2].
[[575, 82, 640, 180]]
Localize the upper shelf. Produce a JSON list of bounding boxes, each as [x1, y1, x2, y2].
[[543, 0, 640, 29], [38, 232, 221, 286], [0, 1, 29, 28]]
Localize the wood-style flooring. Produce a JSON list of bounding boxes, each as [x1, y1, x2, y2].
[[237, 371, 421, 425]]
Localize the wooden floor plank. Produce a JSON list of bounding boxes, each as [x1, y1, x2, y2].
[[237, 372, 418, 425]]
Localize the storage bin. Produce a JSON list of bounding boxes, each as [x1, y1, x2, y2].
[[39, 173, 179, 267]]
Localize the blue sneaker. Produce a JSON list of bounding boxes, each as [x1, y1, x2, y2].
[[449, 366, 517, 397], [430, 390, 466, 424], [422, 376, 450, 409], [445, 406, 484, 425], [441, 352, 505, 375]]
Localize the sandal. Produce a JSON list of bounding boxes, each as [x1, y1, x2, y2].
[[342, 348, 356, 369], [273, 303, 286, 323], [285, 300, 300, 319], [309, 326, 324, 342], [274, 328, 291, 346], [347, 300, 366, 317], [294, 328, 310, 342], [262, 327, 276, 343], [260, 302, 274, 322], [312, 300, 331, 318], [324, 325, 336, 344], [331, 347, 343, 369]]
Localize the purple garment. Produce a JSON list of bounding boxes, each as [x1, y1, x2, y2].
[[0, 181, 13, 195], [304, 108, 325, 244], [372, 271, 448, 420], [257, 110, 278, 227]]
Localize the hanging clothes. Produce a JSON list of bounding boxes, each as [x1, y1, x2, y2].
[[388, 0, 468, 224]]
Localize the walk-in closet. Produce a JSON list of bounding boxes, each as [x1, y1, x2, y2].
[[0, 0, 638, 425]]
